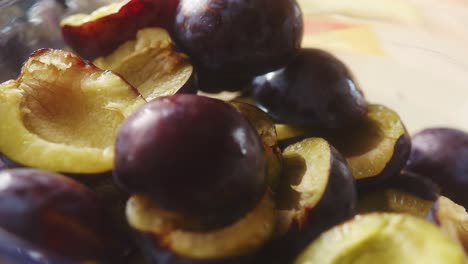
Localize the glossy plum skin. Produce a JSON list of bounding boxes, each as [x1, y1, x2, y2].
[[174, 0, 303, 92], [253, 48, 368, 128], [114, 95, 266, 225], [405, 128, 468, 209], [0, 227, 75, 264], [0, 169, 117, 262]]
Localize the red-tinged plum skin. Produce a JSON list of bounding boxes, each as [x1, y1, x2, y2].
[[405, 128, 468, 209], [0, 227, 74, 264], [174, 0, 303, 91], [253, 49, 368, 128], [0, 169, 118, 262], [62, 0, 179, 60], [114, 95, 266, 225]]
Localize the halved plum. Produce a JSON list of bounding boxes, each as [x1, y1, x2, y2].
[[260, 137, 356, 263], [61, 0, 179, 60], [277, 104, 411, 187], [126, 193, 275, 263], [405, 127, 468, 209], [230, 102, 282, 191], [0, 169, 120, 262], [0, 49, 145, 174], [294, 213, 465, 264], [294, 213, 466, 264], [428, 196, 468, 253], [94, 27, 197, 101]]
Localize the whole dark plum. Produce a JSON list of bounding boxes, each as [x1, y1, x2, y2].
[[405, 127, 468, 209], [114, 94, 266, 226], [174, 0, 303, 91], [253, 48, 368, 128], [0, 169, 116, 262]]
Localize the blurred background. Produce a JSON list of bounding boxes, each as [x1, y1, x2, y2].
[[1, 0, 467, 133]]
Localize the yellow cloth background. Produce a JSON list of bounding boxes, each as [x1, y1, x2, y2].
[[299, 0, 468, 133]]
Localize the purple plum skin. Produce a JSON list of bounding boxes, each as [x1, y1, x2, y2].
[[0, 169, 116, 262], [405, 127, 468, 209], [174, 0, 303, 91], [0, 227, 75, 264], [253, 48, 368, 128], [114, 95, 266, 225]]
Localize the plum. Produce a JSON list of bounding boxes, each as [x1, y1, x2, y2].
[[258, 137, 357, 263], [61, 0, 180, 60], [0, 49, 146, 174], [94, 27, 197, 101], [114, 94, 266, 228], [294, 213, 466, 264], [357, 172, 438, 217], [229, 102, 282, 191], [276, 105, 411, 187], [427, 196, 468, 253], [0, 227, 74, 264], [174, 0, 303, 92], [405, 127, 468, 209], [0, 169, 119, 262], [126, 193, 275, 263], [253, 48, 368, 128]]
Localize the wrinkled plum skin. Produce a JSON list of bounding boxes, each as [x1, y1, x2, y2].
[[174, 0, 303, 91], [114, 95, 266, 223], [0, 227, 75, 264], [405, 128, 468, 209], [253, 49, 368, 128], [0, 169, 115, 261]]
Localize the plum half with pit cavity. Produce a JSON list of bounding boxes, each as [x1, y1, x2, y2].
[[114, 94, 266, 227], [0, 49, 146, 174], [294, 213, 466, 264]]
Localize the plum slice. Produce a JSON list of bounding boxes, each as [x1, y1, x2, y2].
[[126, 193, 275, 263], [294, 213, 466, 264], [260, 137, 356, 263], [94, 27, 196, 101], [428, 196, 468, 253], [61, 0, 179, 60], [0, 169, 120, 262], [277, 104, 411, 186], [0, 49, 145, 174], [230, 102, 282, 191]]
